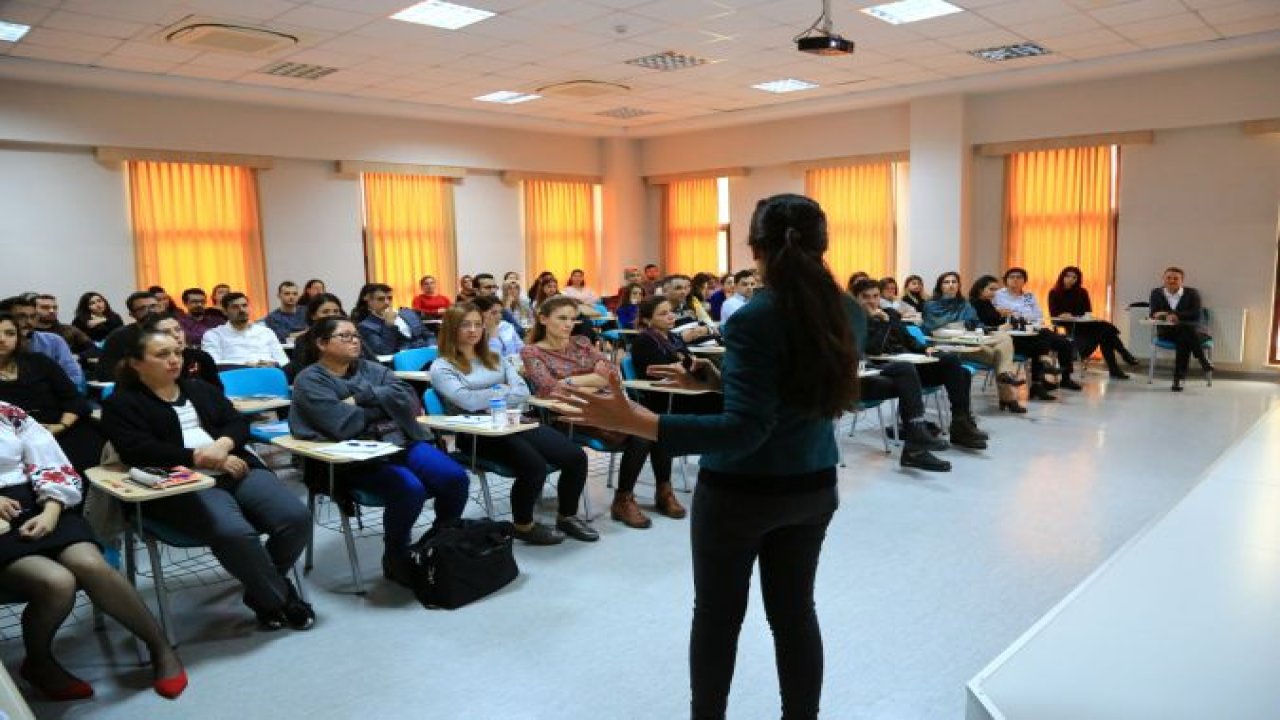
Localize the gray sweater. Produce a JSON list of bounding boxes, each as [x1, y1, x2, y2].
[[429, 355, 529, 415], [289, 359, 426, 444]]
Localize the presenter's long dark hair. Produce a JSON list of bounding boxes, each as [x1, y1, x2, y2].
[[748, 194, 858, 418]]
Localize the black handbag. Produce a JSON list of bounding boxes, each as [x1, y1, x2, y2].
[[406, 519, 519, 609]]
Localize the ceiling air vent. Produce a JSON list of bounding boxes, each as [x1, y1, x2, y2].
[[160, 19, 300, 56], [536, 80, 630, 99], [625, 51, 710, 72], [597, 107, 654, 119], [969, 42, 1051, 62], [260, 61, 338, 80]]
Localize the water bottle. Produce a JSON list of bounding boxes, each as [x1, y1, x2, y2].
[[489, 384, 508, 428]]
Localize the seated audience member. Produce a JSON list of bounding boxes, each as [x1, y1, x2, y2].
[[0, 313, 104, 472], [94, 291, 162, 382], [901, 274, 927, 314], [708, 272, 734, 321], [144, 315, 222, 390], [201, 293, 289, 368], [615, 283, 646, 329], [33, 295, 96, 363], [629, 296, 721, 420], [501, 278, 534, 330], [664, 275, 719, 347], [562, 269, 600, 305], [0, 399, 187, 701], [0, 297, 82, 387], [970, 275, 1058, 402], [520, 296, 667, 529], [176, 287, 226, 347], [877, 277, 921, 324], [851, 279, 987, 448], [607, 266, 643, 312], [102, 328, 314, 631], [719, 269, 757, 323], [472, 296, 522, 360], [285, 293, 370, 381], [71, 291, 123, 343], [641, 263, 662, 297], [689, 273, 718, 326], [431, 305, 596, 545], [845, 272, 871, 296], [147, 286, 173, 315], [351, 283, 433, 357], [1049, 266, 1139, 379], [261, 281, 306, 343], [1148, 266, 1213, 392], [289, 318, 470, 584], [473, 273, 524, 337], [411, 275, 451, 320], [527, 271, 555, 304], [209, 284, 231, 311], [994, 268, 1081, 391], [302, 279, 326, 303], [923, 272, 1026, 413], [456, 275, 476, 304]]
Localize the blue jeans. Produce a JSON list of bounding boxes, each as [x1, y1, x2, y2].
[[350, 442, 469, 555]]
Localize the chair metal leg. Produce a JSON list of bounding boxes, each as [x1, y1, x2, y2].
[[875, 404, 891, 454], [477, 470, 495, 519], [304, 491, 316, 572], [290, 563, 307, 602], [678, 456, 691, 491], [143, 538, 177, 648], [337, 508, 366, 595], [123, 526, 146, 665], [1148, 338, 1157, 384]]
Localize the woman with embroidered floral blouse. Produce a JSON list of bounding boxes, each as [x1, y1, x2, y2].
[[0, 401, 187, 701]]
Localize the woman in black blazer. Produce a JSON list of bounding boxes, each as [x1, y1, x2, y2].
[[1148, 266, 1212, 391], [101, 328, 314, 630]]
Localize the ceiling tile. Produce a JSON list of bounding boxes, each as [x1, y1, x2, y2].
[[1004, 11, 1101, 38], [280, 47, 369, 68], [1134, 25, 1221, 47], [630, 0, 735, 24], [1211, 12, 1280, 37], [973, 0, 1081, 25], [1199, 0, 1280, 25], [938, 28, 1027, 51], [168, 63, 247, 80], [307, 0, 414, 14], [1037, 27, 1127, 50], [57, 0, 187, 24], [1113, 12, 1211, 40], [0, 1, 56, 27], [8, 42, 105, 65], [1089, 0, 1187, 25], [506, 0, 614, 25], [41, 10, 149, 40], [22, 27, 123, 54], [1059, 39, 1139, 58], [185, 51, 271, 70], [270, 4, 377, 32], [184, 0, 302, 22], [109, 40, 204, 63], [906, 10, 1002, 38], [94, 53, 181, 73]]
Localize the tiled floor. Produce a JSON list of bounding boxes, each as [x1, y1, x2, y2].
[[7, 373, 1278, 720]]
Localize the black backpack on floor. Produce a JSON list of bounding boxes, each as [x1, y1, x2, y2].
[[407, 519, 519, 609]]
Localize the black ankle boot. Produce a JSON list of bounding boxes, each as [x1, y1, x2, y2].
[[902, 421, 948, 451], [901, 446, 951, 472]]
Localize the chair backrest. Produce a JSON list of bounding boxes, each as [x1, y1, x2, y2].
[[219, 367, 290, 398], [620, 355, 637, 380], [100, 383, 115, 400], [904, 324, 930, 346], [394, 346, 438, 371], [422, 388, 445, 416]]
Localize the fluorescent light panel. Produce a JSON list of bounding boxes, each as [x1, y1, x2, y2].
[[752, 78, 819, 94], [861, 0, 963, 25], [474, 90, 540, 104], [391, 1, 494, 30], [0, 20, 32, 42]]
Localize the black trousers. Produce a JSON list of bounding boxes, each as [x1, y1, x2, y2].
[[690, 479, 838, 720], [1066, 321, 1132, 374], [1158, 325, 1211, 379], [860, 361, 922, 422], [458, 426, 588, 524]]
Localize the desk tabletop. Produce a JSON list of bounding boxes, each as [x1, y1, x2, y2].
[[419, 416, 538, 437], [688, 345, 726, 355], [231, 397, 291, 414], [86, 464, 215, 502], [528, 396, 578, 414], [270, 436, 402, 463], [393, 370, 432, 382], [1052, 316, 1101, 323], [1140, 318, 1177, 326], [868, 354, 940, 365], [1004, 330, 1039, 337], [623, 379, 716, 395], [930, 345, 982, 354], [932, 334, 1000, 346]]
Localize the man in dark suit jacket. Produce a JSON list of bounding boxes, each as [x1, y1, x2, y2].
[[1148, 266, 1212, 391]]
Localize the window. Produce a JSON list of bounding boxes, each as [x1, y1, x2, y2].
[[716, 176, 731, 273], [1003, 146, 1119, 317], [522, 179, 598, 283], [1269, 225, 1280, 364], [804, 162, 899, 285], [361, 172, 458, 307], [662, 177, 722, 276], [127, 161, 268, 308]]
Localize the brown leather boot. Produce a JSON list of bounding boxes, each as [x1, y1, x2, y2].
[[653, 483, 687, 519], [610, 491, 652, 529]]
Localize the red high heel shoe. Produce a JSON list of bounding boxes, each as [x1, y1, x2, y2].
[[20, 660, 94, 701], [153, 668, 188, 699]]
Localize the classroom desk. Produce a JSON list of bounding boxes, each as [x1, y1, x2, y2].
[[270, 436, 401, 594], [418, 416, 537, 517], [0, 662, 36, 720], [393, 370, 432, 383], [868, 354, 941, 365], [230, 397, 291, 414], [688, 345, 726, 355]]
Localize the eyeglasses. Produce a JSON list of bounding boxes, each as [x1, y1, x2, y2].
[[325, 333, 360, 342], [459, 321, 484, 330]]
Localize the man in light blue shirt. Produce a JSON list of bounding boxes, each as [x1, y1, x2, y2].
[[0, 295, 84, 386]]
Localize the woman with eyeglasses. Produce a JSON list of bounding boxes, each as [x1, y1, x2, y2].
[[289, 317, 469, 586]]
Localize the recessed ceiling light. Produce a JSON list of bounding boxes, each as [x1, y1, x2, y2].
[[969, 42, 1051, 61], [474, 90, 541, 104], [391, 1, 494, 30], [0, 20, 32, 42], [861, 0, 963, 25], [752, 78, 819, 94]]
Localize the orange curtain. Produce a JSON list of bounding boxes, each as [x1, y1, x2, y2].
[[805, 163, 896, 284], [128, 161, 267, 310], [661, 178, 720, 276], [1004, 146, 1116, 319], [523, 179, 597, 283], [362, 172, 457, 308]]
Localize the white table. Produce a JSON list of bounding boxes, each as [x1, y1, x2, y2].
[[419, 416, 538, 517], [868, 353, 940, 364], [393, 370, 432, 383], [688, 345, 725, 355]]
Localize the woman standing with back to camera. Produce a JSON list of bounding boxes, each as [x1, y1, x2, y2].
[[561, 194, 860, 720]]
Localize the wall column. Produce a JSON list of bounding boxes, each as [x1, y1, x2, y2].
[[600, 136, 647, 292], [906, 94, 971, 283]]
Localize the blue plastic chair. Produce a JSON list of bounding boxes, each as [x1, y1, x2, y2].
[[1148, 309, 1213, 386], [218, 367, 290, 442], [393, 346, 438, 371], [904, 324, 931, 347]]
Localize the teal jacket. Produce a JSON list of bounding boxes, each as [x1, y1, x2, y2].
[[658, 289, 866, 477]]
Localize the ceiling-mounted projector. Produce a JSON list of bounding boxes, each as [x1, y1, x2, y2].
[[795, 0, 855, 56]]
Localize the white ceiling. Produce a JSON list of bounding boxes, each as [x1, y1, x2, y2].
[[1, 0, 1279, 137]]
